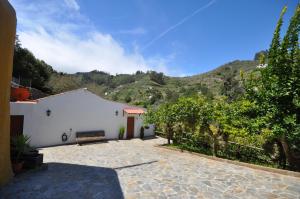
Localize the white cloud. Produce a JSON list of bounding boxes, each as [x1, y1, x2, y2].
[[9, 0, 186, 76], [19, 29, 150, 74], [64, 0, 80, 11]]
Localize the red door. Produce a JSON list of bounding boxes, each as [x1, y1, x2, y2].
[[10, 115, 24, 137], [126, 117, 134, 139]]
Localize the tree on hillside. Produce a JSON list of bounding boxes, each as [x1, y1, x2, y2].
[[221, 69, 243, 101], [165, 89, 179, 102], [146, 88, 163, 105], [13, 36, 54, 92], [244, 5, 300, 169], [254, 50, 268, 61], [149, 71, 165, 85], [124, 94, 132, 103]]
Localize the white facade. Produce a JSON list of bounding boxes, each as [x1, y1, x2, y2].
[[10, 88, 154, 147]]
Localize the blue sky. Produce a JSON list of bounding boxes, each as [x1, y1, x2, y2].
[[10, 0, 298, 76]]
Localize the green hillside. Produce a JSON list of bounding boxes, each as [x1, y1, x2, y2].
[[46, 60, 259, 106], [13, 40, 259, 106]]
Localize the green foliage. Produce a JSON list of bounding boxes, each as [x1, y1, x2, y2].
[[14, 36, 261, 105], [149, 71, 165, 85], [124, 95, 132, 103], [171, 97, 202, 131], [112, 74, 135, 87], [145, 87, 163, 105], [220, 69, 243, 101], [164, 89, 179, 102], [244, 5, 300, 169], [254, 50, 268, 62], [119, 126, 125, 139], [156, 6, 299, 170], [11, 135, 31, 163], [145, 91, 293, 168], [13, 37, 55, 92], [48, 73, 82, 93], [46, 58, 259, 105], [143, 107, 156, 125], [111, 94, 119, 101]]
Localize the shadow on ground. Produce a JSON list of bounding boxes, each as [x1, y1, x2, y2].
[[113, 160, 158, 170], [142, 136, 159, 141], [0, 163, 124, 199], [77, 140, 108, 146]]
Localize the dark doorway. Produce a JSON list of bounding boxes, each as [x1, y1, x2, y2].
[[10, 115, 24, 137], [126, 117, 134, 139]]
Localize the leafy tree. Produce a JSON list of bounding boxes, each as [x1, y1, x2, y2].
[[112, 94, 118, 101], [254, 50, 268, 61], [221, 69, 243, 101], [146, 103, 176, 144], [149, 71, 165, 85], [124, 95, 132, 103], [165, 89, 179, 102], [244, 5, 300, 169], [135, 70, 144, 75], [13, 37, 54, 92], [146, 88, 162, 105], [172, 97, 201, 132], [113, 74, 135, 86]]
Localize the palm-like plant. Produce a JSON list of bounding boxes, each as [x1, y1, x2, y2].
[[11, 135, 31, 163]]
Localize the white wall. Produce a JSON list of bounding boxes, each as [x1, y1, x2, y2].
[[144, 125, 155, 137], [10, 102, 35, 145], [10, 89, 154, 147]]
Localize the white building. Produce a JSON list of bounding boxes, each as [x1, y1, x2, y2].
[[10, 88, 154, 147]]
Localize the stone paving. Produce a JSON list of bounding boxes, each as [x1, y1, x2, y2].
[[1, 137, 300, 199]]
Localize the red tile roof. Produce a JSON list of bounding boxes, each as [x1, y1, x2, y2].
[[123, 108, 145, 114]]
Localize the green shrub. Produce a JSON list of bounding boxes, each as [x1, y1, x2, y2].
[[11, 135, 31, 163], [119, 126, 125, 140], [124, 95, 132, 103], [149, 71, 165, 85], [218, 142, 272, 165]]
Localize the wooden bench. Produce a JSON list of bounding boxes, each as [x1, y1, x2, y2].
[[76, 130, 105, 145]]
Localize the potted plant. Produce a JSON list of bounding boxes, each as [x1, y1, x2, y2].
[[119, 126, 125, 140], [140, 126, 144, 139], [11, 135, 30, 174], [22, 148, 44, 169]]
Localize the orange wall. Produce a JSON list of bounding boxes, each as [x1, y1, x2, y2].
[[0, 0, 16, 186]]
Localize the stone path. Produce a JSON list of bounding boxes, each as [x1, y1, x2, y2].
[[1, 137, 300, 199]]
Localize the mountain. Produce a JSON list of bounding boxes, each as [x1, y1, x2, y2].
[[12, 41, 259, 106], [46, 60, 259, 106]]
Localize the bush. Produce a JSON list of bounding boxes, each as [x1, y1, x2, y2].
[[218, 142, 272, 165], [11, 135, 31, 163], [124, 95, 132, 103], [173, 133, 274, 166], [119, 126, 125, 140], [149, 71, 165, 85]]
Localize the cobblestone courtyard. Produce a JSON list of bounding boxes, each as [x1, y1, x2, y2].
[[1, 137, 300, 199]]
